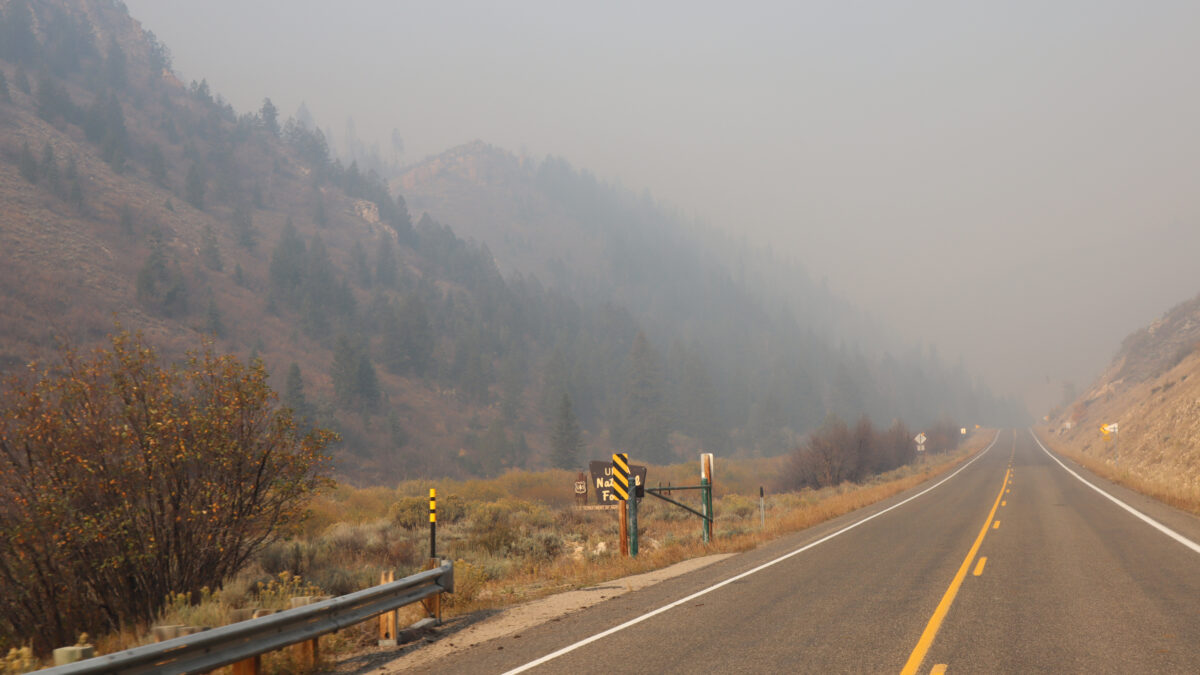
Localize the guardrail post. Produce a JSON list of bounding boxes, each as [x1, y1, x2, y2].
[[421, 559, 442, 622], [292, 636, 319, 670], [378, 570, 397, 645], [231, 654, 260, 675]]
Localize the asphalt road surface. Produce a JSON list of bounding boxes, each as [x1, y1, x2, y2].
[[405, 430, 1200, 673]]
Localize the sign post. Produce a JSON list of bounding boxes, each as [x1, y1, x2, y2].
[[700, 453, 714, 543], [759, 486, 765, 530], [574, 472, 588, 506]]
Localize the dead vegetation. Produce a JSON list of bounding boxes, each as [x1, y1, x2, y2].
[[58, 434, 991, 674]]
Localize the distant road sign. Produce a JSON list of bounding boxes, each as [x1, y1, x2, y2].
[[1102, 423, 1119, 434], [915, 432, 927, 445]]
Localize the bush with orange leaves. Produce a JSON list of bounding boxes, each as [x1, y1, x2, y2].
[[0, 328, 336, 655]]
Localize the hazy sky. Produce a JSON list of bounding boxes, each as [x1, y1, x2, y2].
[[124, 0, 1200, 414]]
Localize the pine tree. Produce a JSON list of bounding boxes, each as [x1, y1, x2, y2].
[[185, 163, 205, 210], [283, 363, 314, 423], [40, 142, 59, 195], [260, 97, 279, 135], [200, 225, 223, 271], [551, 393, 584, 470], [351, 240, 372, 288], [617, 332, 670, 463], [204, 298, 224, 337], [355, 354, 381, 410], [268, 219, 306, 307], [232, 202, 256, 250], [17, 141, 37, 183], [375, 235, 398, 287], [104, 36, 127, 89]]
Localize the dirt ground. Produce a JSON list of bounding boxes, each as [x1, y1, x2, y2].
[[326, 554, 734, 674]]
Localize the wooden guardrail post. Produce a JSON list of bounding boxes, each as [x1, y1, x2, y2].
[[292, 636, 319, 669], [378, 570, 398, 645], [420, 559, 442, 622], [231, 654, 260, 675]]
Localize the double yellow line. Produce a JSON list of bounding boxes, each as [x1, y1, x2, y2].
[[900, 467, 1011, 674]]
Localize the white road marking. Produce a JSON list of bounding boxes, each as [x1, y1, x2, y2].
[[502, 432, 1003, 674], [1029, 429, 1200, 556]]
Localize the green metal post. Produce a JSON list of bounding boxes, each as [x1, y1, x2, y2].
[[628, 492, 639, 556], [701, 476, 711, 543]]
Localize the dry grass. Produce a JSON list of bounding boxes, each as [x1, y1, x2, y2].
[[1035, 430, 1200, 516], [50, 435, 991, 674]]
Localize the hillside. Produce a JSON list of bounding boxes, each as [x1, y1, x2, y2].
[[1047, 292, 1200, 491], [0, 0, 1022, 487]]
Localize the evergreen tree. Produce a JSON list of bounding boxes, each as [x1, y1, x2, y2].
[[40, 142, 60, 197], [104, 36, 127, 90], [200, 225, 223, 271], [185, 163, 205, 210], [355, 354, 381, 410], [232, 202, 256, 250], [17, 141, 37, 183], [397, 293, 434, 376], [550, 393, 583, 470], [283, 363, 314, 423], [0, 70, 10, 103], [260, 97, 279, 135], [351, 240, 372, 287], [136, 244, 188, 317], [203, 298, 224, 337], [331, 335, 359, 408], [617, 332, 669, 463], [64, 156, 84, 211], [268, 219, 306, 307], [2, 1, 37, 64], [375, 235, 398, 287]]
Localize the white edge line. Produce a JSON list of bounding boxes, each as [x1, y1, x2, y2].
[[1028, 429, 1200, 556], [502, 431, 1003, 674]]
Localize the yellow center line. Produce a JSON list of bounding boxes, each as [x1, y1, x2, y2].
[[992, 521, 1000, 530], [930, 666, 948, 674], [1001, 500, 1006, 506], [973, 557, 987, 576], [900, 468, 1010, 675]]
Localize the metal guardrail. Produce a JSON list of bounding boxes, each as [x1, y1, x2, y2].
[[40, 561, 454, 675]]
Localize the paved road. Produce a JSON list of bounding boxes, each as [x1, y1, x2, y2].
[[406, 430, 1200, 673]]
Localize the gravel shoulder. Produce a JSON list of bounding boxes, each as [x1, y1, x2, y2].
[[327, 554, 734, 673]]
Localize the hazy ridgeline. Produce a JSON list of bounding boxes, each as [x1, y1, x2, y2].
[[0, 0, 1023, 487]]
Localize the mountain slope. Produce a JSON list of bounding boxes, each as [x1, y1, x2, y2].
[[0, 0, 1022, 487], [1048, 292, 1200, 491]]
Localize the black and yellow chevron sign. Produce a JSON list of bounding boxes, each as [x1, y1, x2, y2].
[[611, 453, 631, 501]]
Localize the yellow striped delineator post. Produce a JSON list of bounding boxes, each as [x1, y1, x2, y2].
[[429, 488, 437, 558], [612, 453, 631, 500], [613, 453, 630, 556]]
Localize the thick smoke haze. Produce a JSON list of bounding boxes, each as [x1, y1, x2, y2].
[[124, 0, 1200, 415]]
